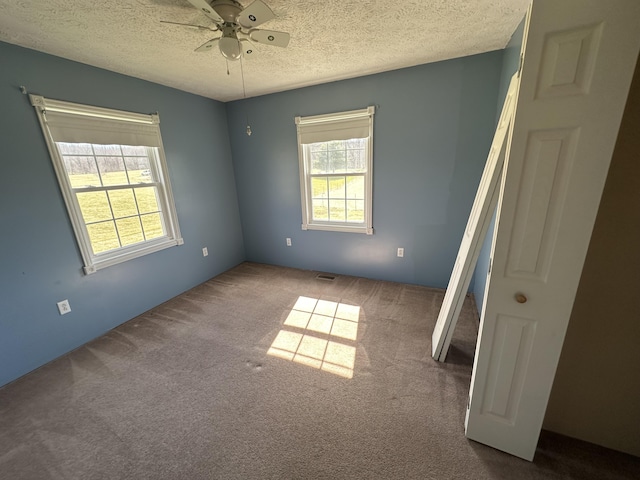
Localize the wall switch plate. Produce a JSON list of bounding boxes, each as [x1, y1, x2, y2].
[[57, 299, 71, 315], [397, 247, 404, 258], [202, 247, 208, 257], [286, 238, 292, 246]]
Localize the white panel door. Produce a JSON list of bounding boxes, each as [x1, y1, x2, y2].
[[466, 0, 640, 461], [431, 74, 518, 362]]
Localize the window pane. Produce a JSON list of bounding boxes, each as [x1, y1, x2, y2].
[[121, 145, 147, 156], [97, 156, 128, 186], [327, 140, 344, 150], [64, 155, 101, 188], [141, 213, 164, 240], [308, 140, 368, 175], [329, 177, 346, 199], [347, 148, 365, 172], [312, 199, 328, 220], [135, 187, 160, 214], [329, 200, 346, 221], [108, 189, 138, 219], [312, 177, 328, 198], [346, 176, 365, 200], [92, 144, 122, 155], [309, 142, 327, 153], [116, 217, 144, 246], [347, 200, 365, 223], [345, 138, 364, 149], [57, 142, 93, 155], [310, 150, 328, 174], [76, 191, 113, 223], [328, 148, 346, 173], [304, 139, 368, 227], [125, 156, 153, 184], [86, 221, 120, 254]]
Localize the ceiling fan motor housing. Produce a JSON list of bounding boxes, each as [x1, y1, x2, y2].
[[210, 0, 243, 23]]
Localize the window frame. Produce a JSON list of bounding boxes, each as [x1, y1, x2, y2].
[[296, 106, 375, 235], [30, 95, 183, 275]]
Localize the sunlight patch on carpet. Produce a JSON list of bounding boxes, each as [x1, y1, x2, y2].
[[268, 296, 361, 379]]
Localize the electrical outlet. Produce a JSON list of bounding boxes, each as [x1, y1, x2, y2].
[[57, 299, 71, 315], [202, 247, 208, 257], [286, 238, 292, 247], [397, 247, 404, 258]]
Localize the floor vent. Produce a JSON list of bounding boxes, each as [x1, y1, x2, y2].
[[315, 274, 336, 281]]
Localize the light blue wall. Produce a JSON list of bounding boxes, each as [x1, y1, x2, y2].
[[0, 42, 510, 387], [0, 42, 245, 387], [472, 19, 526, 314], [227, 52, 503, 287]]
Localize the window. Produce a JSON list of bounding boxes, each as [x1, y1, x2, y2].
[[296, 106, 375, 234], [31, 95, 182, 274]]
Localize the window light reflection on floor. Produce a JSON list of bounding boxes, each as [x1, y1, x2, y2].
[[268, 296, 361, 379]]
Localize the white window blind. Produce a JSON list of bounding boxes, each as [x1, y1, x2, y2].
[[297, 113, 371, 144], [43, 110, 161, 147]]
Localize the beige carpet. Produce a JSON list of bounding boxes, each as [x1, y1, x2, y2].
[[1, 262, 638, 479]]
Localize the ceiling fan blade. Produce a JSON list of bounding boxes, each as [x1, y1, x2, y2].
[[160, 20, 218, 32], [237, 0, 275, 29], [194, 38, 219, 52], [249, 29, 290, 48], [187, 0, 223, 23], [240, 39, 255, 57]]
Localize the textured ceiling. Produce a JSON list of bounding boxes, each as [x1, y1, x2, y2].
[[0, 0, 529, 102]]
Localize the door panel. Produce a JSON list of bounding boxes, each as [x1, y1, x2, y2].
[[480, 314, 535, 424], [466, 0, 640, 460], [431, 74, 518, 361], [505, 127, 579, 281]]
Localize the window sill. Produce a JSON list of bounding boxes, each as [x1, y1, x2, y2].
[[84, 236, 183, 274], [302, 223, 373, 235]]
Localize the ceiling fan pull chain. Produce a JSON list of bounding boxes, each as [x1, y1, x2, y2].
[[240, 57, 247, 98]]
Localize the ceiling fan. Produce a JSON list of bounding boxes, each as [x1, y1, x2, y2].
[[169, 0, 290, 61]]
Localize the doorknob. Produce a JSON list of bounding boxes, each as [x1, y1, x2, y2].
[[515, 293, 527, 304]]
